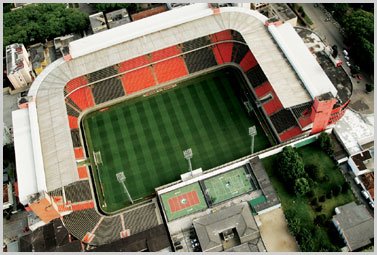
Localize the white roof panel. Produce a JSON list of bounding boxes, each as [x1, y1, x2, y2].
[[271, 22, 337, 99], [12, 109, 38, 204]]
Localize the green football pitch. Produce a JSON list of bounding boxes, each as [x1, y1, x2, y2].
[[82, 68, 271, 213]]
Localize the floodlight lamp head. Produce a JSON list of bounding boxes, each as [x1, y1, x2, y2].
[[183, 148, 193, 159]]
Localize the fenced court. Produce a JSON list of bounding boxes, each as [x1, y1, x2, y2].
[[160, 182, 207, 221], [202, 166, 256, 205]]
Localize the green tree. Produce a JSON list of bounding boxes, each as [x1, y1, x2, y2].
[[365, 84, 374, 93], [317, 132, 333, 156], [277, 146, 306, 186], [294, 178, 310, 196], [305, 164, 323, 181], [4, 4, 89, 49]]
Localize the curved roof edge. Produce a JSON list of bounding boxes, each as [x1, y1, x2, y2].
[[69, 4, 268, 59]]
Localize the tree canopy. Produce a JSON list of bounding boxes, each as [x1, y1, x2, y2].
[[324, 4, 374, 74], [277, 146, 306, 185], [4, 4, 89, 49], [317, 132, 333, 156]]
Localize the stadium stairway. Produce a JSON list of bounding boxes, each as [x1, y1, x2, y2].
[[91, 77, 125, 104]]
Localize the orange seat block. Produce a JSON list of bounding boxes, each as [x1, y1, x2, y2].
[[77, 166, 88, 179], [74, 147, 84, 159], [121, 67, 156, 94], [68, 115, 78, 129], [154, 57, 188, 84], [118, 56, 149, 73]]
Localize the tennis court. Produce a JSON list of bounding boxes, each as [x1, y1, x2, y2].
[[82, 67, 270, 213], [160, 182, 207, 221], [202, 166, 256, 205]]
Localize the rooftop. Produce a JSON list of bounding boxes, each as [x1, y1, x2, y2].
[[193, 202, 262, 252], [6, 43, 26, 75], [270, 3, 296, 21], [332, 202, 374, 251], [334, 110, 374, 155], [351, 150, 373, 171]]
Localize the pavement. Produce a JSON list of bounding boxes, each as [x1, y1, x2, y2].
[[256, 208, 299, 252], [301, 3, 374, 114], [2, 92, 19, 128], [3, 210, 30, 247]]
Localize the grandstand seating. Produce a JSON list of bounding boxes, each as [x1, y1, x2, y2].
[[122, 203, 160, 234], [65, 76, 95, 111], [88, 66, 118, 83], [232, 44, 249, 64], [182, 36, 211, 52], [232, 30, 246, 43], [279, 126, 303, 142], [210, 30, 233, 64], [239, 51, 258, 72], [77, 166, 89, 179], [150, 46, 181, 62], [91, 215, 123, 244], [269, 109, 298, 134], [65, 76, 88, 93], [74, 147, 84, 159], [246, 65, 268, 88], [154, 57, 188, 83], [68, 115, 78, 129], [71, 201, 95, 211], [261, 92, 284, 116], [120, 67, 156, 94], [62, 208, 101, 242], [91, 78, 125, 104], [71, 129, 81, 147], [184, 48, 217, 73], [65, 180, 92, 203], [65, 101, 80, 117], [118, 56, 150, 72]]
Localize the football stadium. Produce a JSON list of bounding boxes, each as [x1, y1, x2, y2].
[[12, 4, 351, 248]]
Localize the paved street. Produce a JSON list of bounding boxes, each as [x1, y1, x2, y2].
[[301, 3, 373, 114]]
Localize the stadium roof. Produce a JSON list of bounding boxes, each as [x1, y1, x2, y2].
[[12, 108, 44, 204], [26, 4, 322, 193], [269, 23, 338, 99]]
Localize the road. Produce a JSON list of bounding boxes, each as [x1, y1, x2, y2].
[[301, 3, 374, 114], [301, 3, 345, 49]]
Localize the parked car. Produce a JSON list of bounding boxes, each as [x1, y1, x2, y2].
[[356, 74, 362, 80], [343, 49, 349, 56], [344, 55, 350, 61], [346, 61, 351, 67], [369, 201, 374, 209], [361, 190, 370, 199]]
